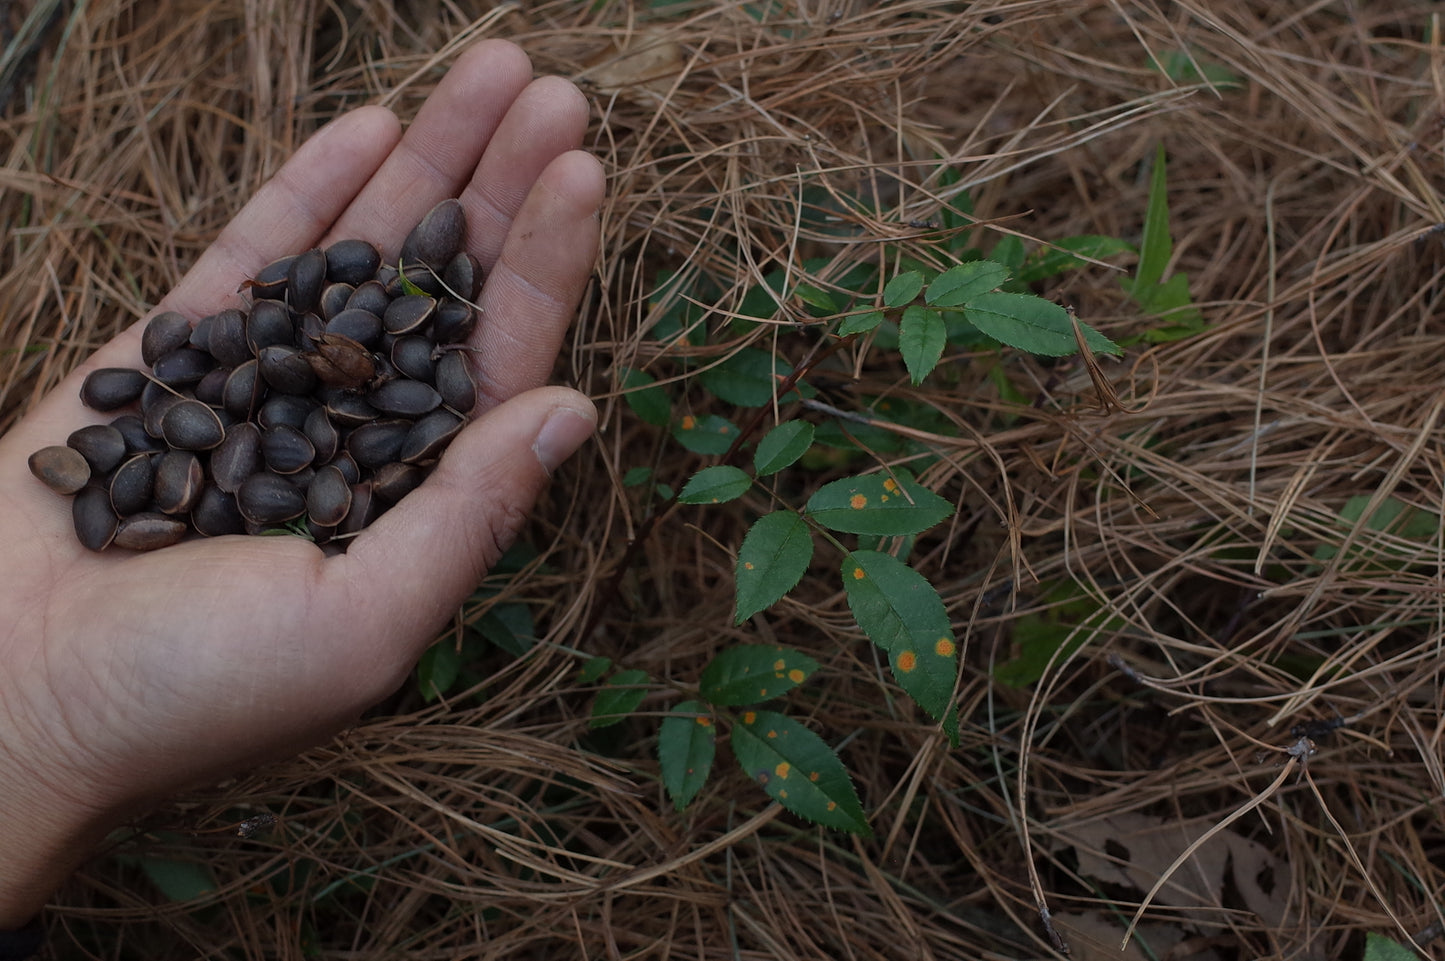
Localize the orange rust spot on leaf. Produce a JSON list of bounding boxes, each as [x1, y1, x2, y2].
[[766, 729, 778, 739], [849, 493, 867, 509], [935, 637, 956, 657], [743, 711, 757, 724], [787, 668, 805, 683], [809, 771, 820, 782], [744, 561, 755, 570], [775, 762, 790, 779], [826, 800, 837, 811], [852, 566, 865, 580], [773, 659, 786, 671], [681, 415, 696, 430], [883, 477, 900, 493], [897, 651, 918, 673], [695, 716, 712, 727]]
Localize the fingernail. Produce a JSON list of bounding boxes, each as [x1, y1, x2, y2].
[[533, 406, 595, 474]]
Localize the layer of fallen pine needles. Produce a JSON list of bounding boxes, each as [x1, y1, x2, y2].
[[4, 1, 1445, 959]]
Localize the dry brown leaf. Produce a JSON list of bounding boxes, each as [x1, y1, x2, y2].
[[582, 27, 682, 98], [1051, 912, 1213, 961]]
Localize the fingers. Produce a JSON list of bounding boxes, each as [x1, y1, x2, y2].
[[472, 149, 606, 410], [322, 39, 534, 254], [324, 386, 595, 689]]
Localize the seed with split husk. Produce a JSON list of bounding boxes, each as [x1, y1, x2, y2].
[[373, 461, 425, 502], [288, 248, 326, 313], [306, 464, 352, 527], [262, 425, 316, 474], [383, 295, 436, 335], [325, 238, 381, 286], [391, 335, 436, 382], [400, 409, 464, 464], [259, 344, 319, 395], [111, 414, 160, 454], [442, 251, 483, 302], [347, 418, 410, 469], [154, 450, 205, 515], [328, 452, 361, 485], [346, 279, 391, 317], [189, 314, 215, 350], [80, 368, 149, 411], [325, 308, 383, 347], [206, 308, 251, 367], [322, 388, 379, 427], [431, 299, 476, 344], [258, 393, 315, 431], [435, 350, 477, 414], [192, 486, 245, 536], [142, 388, 182, 439], [195, 366, 230, 406], [247, 300, 294, 355], [249, 255, 296, 300], [161, 399, 225, 451], [337, 481, 377, 536], [305, 333, 375, 388], [222, 359, 264, 419], [237, 472, 306, 525], [400, 198, 466, 270], [73, 487, 119, 551], [110, 453, 156, 515], [211, 422, 262, 493], [67, 424, 128, 474], [303, 405, 340, 463], [387, 263, 445, 298], [369, 378, 441, 418], [28, 446, 91, 495], [141, 311, 193, 366], [151, 347, 215, 386], [114, 512, 189, 551], [320, 282, 354, 321]]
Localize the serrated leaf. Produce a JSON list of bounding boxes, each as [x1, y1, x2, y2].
[[805, 470, 953, 536], [838, 310, 885, 336], [1016, 235, 1134, 284], [754, 420, 814, 476], [673, 414, 740, 455], [841, 551, 958, 724], [962, 292, 1121, 357], [699, 348, 797, 407], [659, 700, 716, 810], [899, 305, 947, 384], [590, 669, 650, 728], [620, 367, 672, 426], [679, 465, 752, 504], [479, 603, 534, 657], [623, 466, 653, 487], [416, 638, 462, 701], [989, 234, 1025, 269], [1132, 143, 1173, 292], [579, 655, 612, 683], [882, 270, 924, 308], [1363, 933, 1420, 961], [793, 283, 838, 313], [735, 510, 814, 622], [731, 709, 870, 834], [926, 261, 1009, 307], [700, 644, 819, 706]]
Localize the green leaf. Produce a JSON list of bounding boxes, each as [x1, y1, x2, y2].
[[805, 470, 953, 536], [837, 309, 886, 336], [679, 465, 752, 504], [962, 292, 1121, 357], [1363, 933, 1421, 961], [623, 466, 653, 487], [658, 700, 716, 810], [1017, 235, 1134, 284], [673, 414, 740, 455], [731, 709, 870, 834], [621, 367, 672, 426], [1131, 143, 1173, 292], [735, 510, 814, 622], [925, 261, 1009, 307], [699, 644, 819, 706], [989, 234, 1025, 269], [139, 855, 217, 903], [793, 283, 838, 313], [699, 348, 797, 407], [993, 613, 1088, 687], [882, 270, 925, 308], [754, 420, 814, 476], [479, 603, 534, 657], [841, 551, 958, 725], [590, 669, 650, 728], [416, 638, 462, 701], [397, 266, 428, 298], [579, 655, 613, 683], [899, 305, 947, 384]]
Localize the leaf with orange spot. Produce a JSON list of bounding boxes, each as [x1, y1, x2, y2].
[[678, 465, 751, 505], [700, 644, 818, 707], [734, 510, 813, 623], [805, 469, 953, 536], [658, 700, 715, 811], [731, 710, 869, 834], [672, 413, 739, 455]]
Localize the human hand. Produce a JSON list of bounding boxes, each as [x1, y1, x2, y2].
[[0, 39, 602, 926]]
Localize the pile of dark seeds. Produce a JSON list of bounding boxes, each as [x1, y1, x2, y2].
[[27, 199, 481, 552]]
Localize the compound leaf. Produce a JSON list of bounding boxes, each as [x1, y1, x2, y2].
[[700, 644, 819, 706], [735, 510, 814, 622], [805, 470, 953, 536], [659, 700, 716, 810], [731, 709, 870, 834]]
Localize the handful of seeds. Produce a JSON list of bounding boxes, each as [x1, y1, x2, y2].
[[28, 199, 482, 552]]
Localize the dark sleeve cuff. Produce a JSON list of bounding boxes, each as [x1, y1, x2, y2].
[[0, 916, 43, 961]]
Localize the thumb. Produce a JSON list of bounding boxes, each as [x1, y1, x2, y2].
[[324, 385, 595, 671]]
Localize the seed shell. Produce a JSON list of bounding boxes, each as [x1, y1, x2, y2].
[[141, 311, 193, 366], [237, 472, 307, 525], [114, 512, 189, 551], [28, 445, 91, 495], [66, 424, 128, 474], [160, 399, 226, 451]]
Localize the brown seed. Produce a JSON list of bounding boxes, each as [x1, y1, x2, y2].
[[192, 486, 245, 537], [114, 512, 189, 551], [110, 414, 161, 454], [305, 333, 376, 389], [140, 381, 182, 438], [303, 405, 340, 463], [110, 453, 156, 515], [325, 239, 382, 286], [247, 255, 296, 300], [346, 279, 391, 317], [391, 335, 436, 383], [206, 308, 252, 368], [28, 445, 91, 495], [152, 347, 215, 387], [80, 367, 148, 411], [337, 481, 378, 536], [321, 389, 379, 428], [400, 409, 464, 464], [222, 359, 264, 419], [67, 424, 128, 474], [247, 299, 294, 355], [386, 263, 446, 298], [194, 366, 230, 406], [431, 299, 476, 344], [189, 313, 216, 350], [328, 452, 361, 485], [373, 461, 425, 502], [306, 464, 353, 527], [211, 421, 261, 493], [347, 418, 410, 469], [258, 393, 317, 431], [441, 250, 483, 302], [153, 451, 205, 514], [320, 282, 354, 321], [161, 399, 225, 451], [287, 248, 326, 313], [262, 425, 316, 474], [400, 198, 466, 270], [369, 378, 441, 418], [325, 308, 384, 348], [295, 311, 325, 351], [73, 487, 119, 551], [435, 350, 477, 414], [237, 472, 307, 525], [259, 344, 319, 395], [382, 295, 436, 335], [141, 311, 193, 367]]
